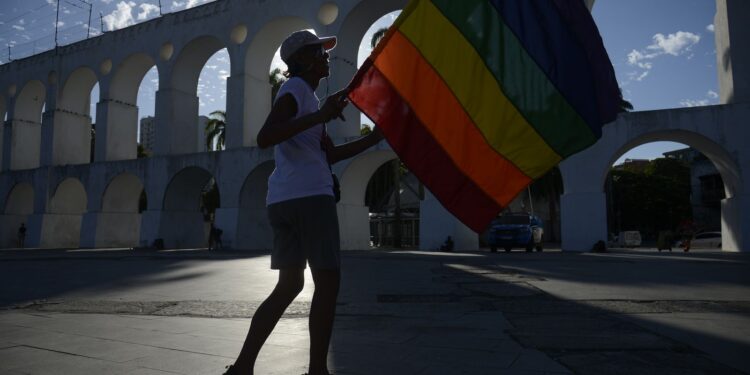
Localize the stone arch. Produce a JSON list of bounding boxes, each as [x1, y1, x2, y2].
[[41, 178, 87, 248], [54, 66, 98, 165], [1, 183, 34, 248], [168, 35, 229, 155], [603, 130, 739, 199], [161, 166, 218, 248], [11, 80, 46, 170], [235, 160, 275, 250], [328, 0, 406, 139], [108, 52, 158, 161], [560, 120, 746, 252], [243, 16, 312, 146], [338, 149, 398, 249], [96, 173, 144, 247]]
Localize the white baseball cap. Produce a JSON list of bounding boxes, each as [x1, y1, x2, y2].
[[280, 30, 337, 64]]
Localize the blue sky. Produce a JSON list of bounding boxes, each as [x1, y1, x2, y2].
[[0, 0, 719, 163]]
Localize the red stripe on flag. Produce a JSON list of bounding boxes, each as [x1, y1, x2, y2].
[[349, 62, 504, 232]]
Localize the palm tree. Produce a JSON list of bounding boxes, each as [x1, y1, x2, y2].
[[205, 110, 226, 151], [269, 67, 287, 102], [370, 27, 389, 49]]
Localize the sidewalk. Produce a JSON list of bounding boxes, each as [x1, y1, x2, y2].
[[1, 248, 748, 374]]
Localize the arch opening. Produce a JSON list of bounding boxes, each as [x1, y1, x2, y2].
[[41, 178, 87, 248], [168, 36, 228, 155], [1, 183, 34, 248], [109, 53, 158, 161], [54, 67, 98, 165], [161, 167, 219, 248], [603, 134, 735, 250], [235, 161, 275, 250], [244, 17, 313, 147], [197, 48, 230, 152], [11, 80, 46, 170], [97, 173, 145, 247]]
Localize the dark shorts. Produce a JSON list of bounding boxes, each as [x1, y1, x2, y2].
[[267, 195, 340, 270]]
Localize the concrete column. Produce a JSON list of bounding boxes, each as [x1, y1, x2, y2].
[[81, 212, 142, 248], [560, 192, 608, 252], [154, 88, 199, 156], [715, 0, 750, 104], [51, 110, 92, 165], [337, 203, 370, 250], [2, 117, 11, 171], [10, 119, 42, 171], [39, 85, 58, 167], [224, 74, 245, 150], [419, 190, 478, 251], [721, 195, 749, 252]]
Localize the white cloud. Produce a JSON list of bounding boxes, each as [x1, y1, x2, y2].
[[680, 99, 709, 107], [708, 90, 719, 99], [101, 0, 114, 3], [706, 24, 715, 33], [218, 69, 229, 80], [186, 0, 201, 8], [103, 1, 136, 31], [647, 31, 700, 56], [12, 25, 25, 31], [626, 31, 701, 82], [172, 1, 185, 7], [137, 3, 160, 20]]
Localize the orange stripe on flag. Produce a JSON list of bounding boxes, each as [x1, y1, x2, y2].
[[373, 31, 532, 206]]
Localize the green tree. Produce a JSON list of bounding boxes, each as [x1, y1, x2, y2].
[[609, 158, 691, 240], [205, 110, 226, 151], [269, 67, 287, 102], [361, 124, 372, 135], [370, 27, 388, 49]]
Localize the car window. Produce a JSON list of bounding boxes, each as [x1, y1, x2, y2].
[[495, 215, 530, 225]]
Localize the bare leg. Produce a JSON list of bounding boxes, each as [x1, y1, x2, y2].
[[308, 269, 340, 375], [233, 269, 305, 374]]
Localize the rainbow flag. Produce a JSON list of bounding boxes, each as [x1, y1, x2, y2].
[[348, 0, 621, 232]]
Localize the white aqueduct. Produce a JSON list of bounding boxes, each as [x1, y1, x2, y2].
[[0, 0, 748, 251]]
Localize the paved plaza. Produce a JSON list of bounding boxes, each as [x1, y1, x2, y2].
[[0, 247, 748, 374]]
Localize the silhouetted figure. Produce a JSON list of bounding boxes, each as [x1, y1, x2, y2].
[[17, 223, 26, 248], [440, 236, 454, 252], [208, 222, 223, 251], [223, 30, 383, 375]]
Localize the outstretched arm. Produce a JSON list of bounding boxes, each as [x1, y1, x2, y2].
[[324, 127, 385, 164]]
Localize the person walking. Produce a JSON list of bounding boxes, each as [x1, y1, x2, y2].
[[17, 223, 26, 248], [223, 30, 383, 375]]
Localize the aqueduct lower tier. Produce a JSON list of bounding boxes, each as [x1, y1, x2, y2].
[[0, 0, 748, 251]]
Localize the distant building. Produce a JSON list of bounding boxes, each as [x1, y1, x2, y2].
[[663, 147, 724, 231], [613, 158, 650, 173], [139, 116, 156, 153]]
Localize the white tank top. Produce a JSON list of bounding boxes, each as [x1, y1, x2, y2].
[[266, 77, 333, 205]]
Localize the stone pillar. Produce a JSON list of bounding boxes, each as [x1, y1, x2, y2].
[[721, 195, 749, 252], [419, 190, 478, 251], [560, 192, 608, 252], [225, 74, 245, 150], [243, 73, 269, 148], [2, 112, 12, 171], [38, 81, 58, 167], [10, 118, 43, 170], [715, 0, 750, 104], [51, 110, 92, 165], [337, 203, 370, 250], [154, 88, 199, 156]]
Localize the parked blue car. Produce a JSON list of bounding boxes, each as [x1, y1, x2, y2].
[[488, 213, 544, 252]]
